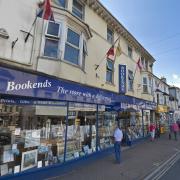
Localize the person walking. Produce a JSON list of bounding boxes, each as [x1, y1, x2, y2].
[[172, 122, 179, 140], [149, 123, 156, 141], [113, 124, 123, 164], [168, 124, 173, 140]]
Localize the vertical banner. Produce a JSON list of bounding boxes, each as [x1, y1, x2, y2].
[[119, 64, 126, 94]]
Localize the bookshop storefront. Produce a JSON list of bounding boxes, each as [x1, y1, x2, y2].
[[0, 65, 156, 179]]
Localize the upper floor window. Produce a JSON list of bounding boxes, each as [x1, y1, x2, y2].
[[42, 21, 89, 69], [128, 46, 132, 58], [128, 70, 133, 91], [164, 96, 167, 105], [107, 28, 114, 44], [143, 77, 148, 93], [141, 56, 145, 69], [64, 28, 80, 65], [106, 59, 114, 83], [157, 94, 159, 104], [145, 60, 148, 71], [52, 0, 66, 8], [72, 0, 84, 20], [149, 77, 153, 95], [44, 22, 61, 58]]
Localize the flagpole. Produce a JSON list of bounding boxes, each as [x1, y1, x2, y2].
[[95, 35, 121, 71], [25, 16, 38, 43]]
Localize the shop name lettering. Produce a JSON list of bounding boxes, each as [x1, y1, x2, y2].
[[120, 66, 126, 92], [57, 86, 111, 102], [6, 80, 51, 91]]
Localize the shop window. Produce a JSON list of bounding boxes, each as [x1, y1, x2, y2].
[[98, 105, 116, 150], [143, 77, 148, 93], [52, 0, 66, 8], [128, 46, 132, 58], [128, 70, 133, 91], [72, 0, 84, 20], [66, 103, 97, 161], [106, 59, 114, 83], [44, 21, 61, 58], [0, 102, 67, 176], [64, 28, 80, 65], [107, 28, 114, 44]]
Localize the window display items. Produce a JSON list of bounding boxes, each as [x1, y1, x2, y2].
[[0, 164, 8, 176], [25, 130, 41, 148], [21, 149, 38, 171], [38, 144, 49, 154], [14, 165, 20, 174], [37, 161, 42, 168], [14, 128, 21, 136], [3, 149, 14, 163]]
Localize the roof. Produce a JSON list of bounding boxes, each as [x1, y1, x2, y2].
[[87, 0, 156, 62]]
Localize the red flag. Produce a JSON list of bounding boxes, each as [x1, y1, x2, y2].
[[37, 0, 54, 21], [137, 58, 143, 70], [106, 46, 115, 59]]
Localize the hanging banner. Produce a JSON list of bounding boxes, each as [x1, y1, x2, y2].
[[119, 64, 126, 94]]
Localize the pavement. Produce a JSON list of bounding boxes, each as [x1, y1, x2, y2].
[[47, 134, 180, 180]]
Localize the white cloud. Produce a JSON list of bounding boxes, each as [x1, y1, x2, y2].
[[169, 74, 180, 88], [172, 74, 179, 80]]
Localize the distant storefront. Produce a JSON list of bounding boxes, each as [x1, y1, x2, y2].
[[0, 65, 156, 179]]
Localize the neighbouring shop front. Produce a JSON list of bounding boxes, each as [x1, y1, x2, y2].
[[0, 65, 156, 179], [155, 105, 169, 132]]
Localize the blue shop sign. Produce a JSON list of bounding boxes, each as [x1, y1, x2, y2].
[[119, 64, 126, 94], [0, 66, 116, 105], [0, 66, 156, 109]]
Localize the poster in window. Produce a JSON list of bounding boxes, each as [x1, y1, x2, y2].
[[0, 164, 8, 176], [25, 130, 40, 148], [21, 150, 38, 171]]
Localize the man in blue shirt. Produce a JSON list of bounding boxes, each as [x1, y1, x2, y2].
[[113, 124, 123, 164]]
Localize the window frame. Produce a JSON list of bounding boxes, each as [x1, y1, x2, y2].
[[106, 59, 114, 84], [72, 0, 85, 20], [52, 0, 67, 8], [128, 46, 133, 58], [43, 21, 61, 59], [128, 70, 134, 91], [143, 77, 148, 93], [145, 60, 148, 71], [64, 27, 81, 65], [107, 27, 114, 44]]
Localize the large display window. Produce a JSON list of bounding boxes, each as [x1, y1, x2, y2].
[[65, 103, 97, 161], [0, 101, 67, 176], [118, 111, 143, 145], [98, 105, 116, 150]]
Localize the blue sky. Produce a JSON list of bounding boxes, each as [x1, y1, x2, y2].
[[101, 0, 180, 87]]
